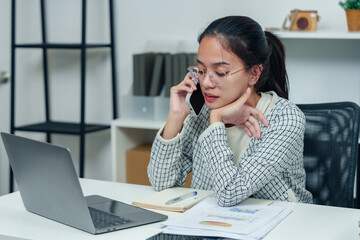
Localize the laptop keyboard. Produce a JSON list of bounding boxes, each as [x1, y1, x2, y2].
[[89, 207, 133, 229]]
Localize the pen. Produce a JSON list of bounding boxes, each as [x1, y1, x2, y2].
[[165, 191, 198, 205]]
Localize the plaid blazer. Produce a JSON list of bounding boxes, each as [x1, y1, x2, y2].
[[148, 96, 313, 207]]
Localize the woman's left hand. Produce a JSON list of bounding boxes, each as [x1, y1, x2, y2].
[[210, 88, 269, 139]]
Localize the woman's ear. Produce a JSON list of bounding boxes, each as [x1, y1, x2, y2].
[[248, 64, 263, 85]]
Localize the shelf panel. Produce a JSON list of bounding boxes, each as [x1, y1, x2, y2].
[[270, 30, 360, 40], [15, 43, 111, 49], [14, 121, 109, 135], [111, 118, 164, 130]]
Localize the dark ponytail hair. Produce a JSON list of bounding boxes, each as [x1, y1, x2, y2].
[[198, 16, 289, 99]]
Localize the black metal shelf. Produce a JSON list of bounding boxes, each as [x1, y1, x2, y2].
[[9, 0, 118, 193], [14, 121, 110, 135], [15, 43, 112, 49]]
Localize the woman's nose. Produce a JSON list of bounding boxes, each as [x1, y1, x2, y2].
[[201, 72, 216, 88]]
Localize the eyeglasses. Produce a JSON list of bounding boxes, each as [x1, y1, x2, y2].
[[187, 65, 246, 86]]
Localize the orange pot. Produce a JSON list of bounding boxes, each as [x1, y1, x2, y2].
[[346, 9, 360, 31]]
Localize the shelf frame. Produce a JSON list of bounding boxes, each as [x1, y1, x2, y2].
[[9, 0, 118, 193], [14, 43, 112, 49]]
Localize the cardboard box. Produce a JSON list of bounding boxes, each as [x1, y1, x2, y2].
[[126, 144, 192, 187], [126, 144, 152, 186]]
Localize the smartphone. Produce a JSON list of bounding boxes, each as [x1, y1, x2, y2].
[[185, 67, 205, 117], [185, 82, 205, 116]]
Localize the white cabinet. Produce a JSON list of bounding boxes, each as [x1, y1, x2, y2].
[[111, 118, 164, 182], [111, 31, 360, 182]]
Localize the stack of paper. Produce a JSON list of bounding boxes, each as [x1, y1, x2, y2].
[[162, 197, 292, 240]]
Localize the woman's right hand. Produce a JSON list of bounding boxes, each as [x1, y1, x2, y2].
[[169, 73, 197, 118], [162, 73, 197, 139]]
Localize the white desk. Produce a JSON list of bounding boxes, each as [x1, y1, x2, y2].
[[0, 178, 359, 240]]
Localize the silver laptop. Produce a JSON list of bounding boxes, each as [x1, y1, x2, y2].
[[1, 132, 167, 234]]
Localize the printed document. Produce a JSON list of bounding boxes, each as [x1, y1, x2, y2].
[[162, 197, 292, 240]]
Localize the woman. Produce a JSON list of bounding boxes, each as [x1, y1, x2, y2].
[[148, 16, 313, 206]]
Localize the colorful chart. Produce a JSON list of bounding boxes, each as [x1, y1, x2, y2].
[[208, 214, 249, 221], [199, 221, 232, 227], [229, 207, 259, 214]]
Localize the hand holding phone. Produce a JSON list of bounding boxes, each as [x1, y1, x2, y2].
[[185, 67, 205, 116]]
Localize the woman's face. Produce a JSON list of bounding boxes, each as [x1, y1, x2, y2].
[[197, 36, 252, 110]]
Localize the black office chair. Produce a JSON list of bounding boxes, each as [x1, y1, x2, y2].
[[297, 102, 360, 208]]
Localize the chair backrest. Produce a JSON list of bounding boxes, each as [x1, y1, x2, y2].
[[297, 102, 360, 208]]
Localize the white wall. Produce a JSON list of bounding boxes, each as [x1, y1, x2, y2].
[[0, 0, 359, 195]]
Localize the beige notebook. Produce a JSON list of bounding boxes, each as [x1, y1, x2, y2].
[[132, 187, 214, 213]]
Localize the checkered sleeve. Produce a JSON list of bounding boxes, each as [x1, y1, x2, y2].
[[147, 120, 194, 191], [200, 104, 306, 207]]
